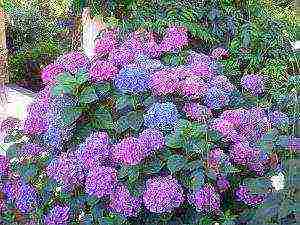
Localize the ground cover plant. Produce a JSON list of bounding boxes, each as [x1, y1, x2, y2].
[[0, 22, 298, 225]]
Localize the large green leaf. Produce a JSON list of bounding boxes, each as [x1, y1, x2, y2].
[[127, 111, 144, 131], [95, 107, 114, 130], [62, 107, 82, 126], [167, 155, 188, 173], [189, 168, 205, 191], [116, 95, 132, 111], [244, 177, 273, 194], [75, 69, 89, 84], [79, 86, 98, 104], [142, 158, 164, 175], [114, 116, 130, 134], [165, 134, 182, 148]]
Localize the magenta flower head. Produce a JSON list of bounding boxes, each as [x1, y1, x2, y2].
[[220, 109, 247, 127], [41, 63, 65, 85], [109, 184, 142, 217], [36, 85, 52, 106], [94, 28, 119, 56], [109, 46, 135, 67], [0, 155, 10, 176], [23, 102, 49, 135], [209, 75, 235, 93], [241, 74, 265, 96], [211, 47, 229, 60], [182, 103, 212, 123], [143, 175, 185, 213], [85, 166, 118, 198], [46, 152, 85, 191], [56, 51, 90, 74], [20, 143, 45, 158], [179, 75, 209, 99], [159, 26, 189, 53], [112, 137, 145, 166], [210, 118, 238, 138], [188, 184, 221, 214], [88, 59, 119, 83], [230, 142, 258, 166], [150, 68, 180, 96], [138, 128, 165, 156], [78, 132, 112, 169], [44, 205, 70, 225], [216, 176, 230, 192], [235, 185, 266, 206], [207, 148, 224, 171]]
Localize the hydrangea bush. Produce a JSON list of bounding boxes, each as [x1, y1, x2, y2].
[[0, 26, 298, 225]]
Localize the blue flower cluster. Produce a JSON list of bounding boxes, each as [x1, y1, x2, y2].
[[114, 65, 150, 93], [144, 102, 179, 130], [204, 87, 230, 110]]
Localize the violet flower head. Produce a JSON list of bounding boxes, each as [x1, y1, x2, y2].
[[183, 103, 212, 123], [41, 63, 65, 85], [23, 102, 49, 135], [143, 175, 185, 213], [112, 137, 144, 166], [204, 87, 230, 110], [207, 148, 224, 171], [150, 68, 180, 96], [44, 205, 70, 225], [210, 118, 238, 138], [268, 110, 289, 130], [241, 74, 265, 96], [36, 85, 52, 106], [216, 176, 230, 192], [94, 29, 118, 56], [230, 142, 259, 166], [56, 51, 90, 74], [159, 26, 189, 53], [209, 75, 235, 93], [186, 51, 212, 65], [14, 182, 39, 213], [144, 102, 179, 130], [109, 184, 142, 217], [0, 155, 10, 176], [220, 109, 247, 127], [179, 75, 209, 99], [78, 131, 112, 169], [235, 185, 266, 206], [189, 184, 221, 214], [109, 46, 135, 67], [138, 128, 165, 156], [20, 143, 45, 157], [46, 152, 85, 191], [89, 60, 119, 83], [85, 166, 118, 198], [114, 65, 150, 93]]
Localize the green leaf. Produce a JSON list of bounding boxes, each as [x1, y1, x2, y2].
[[5, 144, 19, 159], [94, 82, 111, 95], [75, 69, 88, 84], [128, 165, 140, 183], [189, 168, 205, 191], [61, 107, 82, 126], [127, 111, 143, 131], [167, 155, 188, 173], [114, 116, 129, 134], [95, 107, 114, 130], [79, 86, 98, 104], [116, 95, 132, 111], [56, 72, 76, 84], [165, 134, 182, 148], [143, 158, 164, 175], [143, 96, 155, 107], [51, 84, 73, 96]]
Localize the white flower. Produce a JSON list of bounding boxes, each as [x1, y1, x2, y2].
[[270, 172, 285, 191]]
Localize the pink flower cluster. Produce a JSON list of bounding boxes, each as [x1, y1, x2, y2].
[[94, 28, 119, 56], [40, 63, 65, 85], [88, 60, 119, 82]]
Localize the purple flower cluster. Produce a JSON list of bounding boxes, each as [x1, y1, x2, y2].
[[89, 59, 119, 83], [46, 152, 85, 191], [230, 142, 267, 175], [204, 87, 230, 110], [179, 75, 209, 99], [109, 46, 135, 67], [209, 75, 235, 93], [144, 102, 179, 130], [0, 117, 20, 133], [182, 103, 212, 123], [85, 166, 118, 198], [20, 143, 45, 158], [94, 29, 119, 56], [78, 132, 112, 169], [216, 176, 230, 192], [0, 155, 10, 176], [159, 26, 189, 53], [114, 65, 150, 93], [112, 137, 144, 166], [143, 175, 184, 213], [109, 184, 142, 217], [41, 63, 65, 85], [241, 74, 265, 96], [44, 205, 70, 225], [56, 51, 90, 74], [138, 128, 165, 156], [189, 184, 221, 214], [235, 185, 266, 206]]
